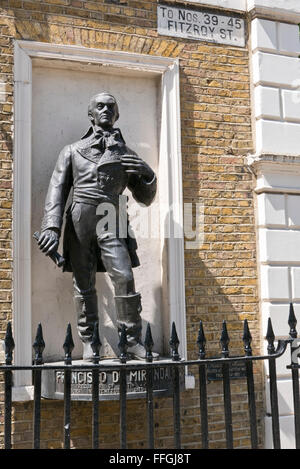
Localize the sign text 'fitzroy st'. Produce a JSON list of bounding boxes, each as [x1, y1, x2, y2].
[[157, 4, 245, 47]]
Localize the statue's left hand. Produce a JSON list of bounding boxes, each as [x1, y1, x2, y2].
[[37, 229, 60, 256], [121, 155, 154, 181]]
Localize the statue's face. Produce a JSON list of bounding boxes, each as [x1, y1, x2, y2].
[[89, 94, 118, 129]]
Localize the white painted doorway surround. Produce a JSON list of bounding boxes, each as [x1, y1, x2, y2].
[[13, 41, 187, 400]]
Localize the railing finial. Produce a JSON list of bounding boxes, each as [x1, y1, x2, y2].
[[266, 317, 275, 354], [144, 323, 154, 363], [169, 322, 180, 361], [118, 324, 128, 363], [33, 323, 45, 365], [63, 323, 74, 365], [288, 303, 297, 339], [243, 319, 252, 357], [220, 320, 230, 358], [197, 320, 206, 359], [4, 321, 15, 365]]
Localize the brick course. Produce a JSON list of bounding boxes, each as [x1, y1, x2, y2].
[[0, 0, 261, 449]]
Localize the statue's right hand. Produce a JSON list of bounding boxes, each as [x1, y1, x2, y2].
[[37, 229, 59, 256]]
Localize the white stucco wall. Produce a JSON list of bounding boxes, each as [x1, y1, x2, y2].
[[255, 175, 300, 449], [251, 19, 300, 156], [247, 0, 300, 19], [249, 9, 300, 449], [184, 0, 300, 20]]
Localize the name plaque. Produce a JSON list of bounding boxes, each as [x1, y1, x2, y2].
[[41, 360, 185, 401], [206, 361, 247, 381], [157, 4, 246, 47]]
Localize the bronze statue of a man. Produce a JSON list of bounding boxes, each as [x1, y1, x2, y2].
[[37, 92, 158, 361]]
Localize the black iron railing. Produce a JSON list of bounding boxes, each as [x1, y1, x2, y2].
[[1, 304, 300, 449]]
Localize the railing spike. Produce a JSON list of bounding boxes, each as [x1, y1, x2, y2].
[[288, 303, 297, 339], [33, 323, 45, 365], [197, 320, 206, 359], [266, 317, 275, 354], [4, 321, 15, 365], [220, 320, 230, 358], [144, 323, 154, 363], [63, 323, 74, 364], [118, 324, 128, 363], [169, 322, 180, 361], [91, 321, 101, 363], [243, 320, 252, 357]]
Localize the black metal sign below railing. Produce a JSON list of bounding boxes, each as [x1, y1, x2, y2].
[[206, 361, 247, 381], [2, 304, 300, 450]]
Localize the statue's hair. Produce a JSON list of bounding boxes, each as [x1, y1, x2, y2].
[[88, 92, 119, 122]]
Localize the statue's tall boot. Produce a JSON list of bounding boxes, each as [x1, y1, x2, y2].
[[74, 293, 99, 361], [114, 293, 159, 360]]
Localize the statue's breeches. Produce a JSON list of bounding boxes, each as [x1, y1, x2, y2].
[[68, 202, 140, 344]]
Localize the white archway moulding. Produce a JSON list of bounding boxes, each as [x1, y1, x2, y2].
[[13, 40, 188, 399]]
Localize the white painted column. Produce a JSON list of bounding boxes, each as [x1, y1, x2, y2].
[[248, 1, 300, 448], [251, 18, 300, 156], [252, 161, 300, 448]]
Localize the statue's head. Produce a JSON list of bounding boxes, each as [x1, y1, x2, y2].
[[88, 92, 119, 130]]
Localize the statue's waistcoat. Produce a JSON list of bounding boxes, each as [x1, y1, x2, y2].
[[71, 130, 129, 206], [41, 126, 156, 273]]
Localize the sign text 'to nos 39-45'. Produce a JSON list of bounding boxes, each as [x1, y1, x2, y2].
[[157, 4, 246, 47]]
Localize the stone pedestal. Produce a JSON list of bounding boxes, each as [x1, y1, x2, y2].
[[41, 359, 184, 401]]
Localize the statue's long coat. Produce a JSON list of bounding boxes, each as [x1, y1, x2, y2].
[[41, 127, 157, 272]]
